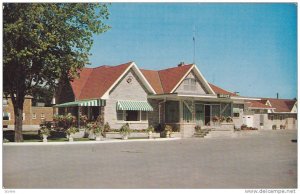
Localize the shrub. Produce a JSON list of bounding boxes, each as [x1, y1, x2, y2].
[[241, 124, 247, 130], [103, 122, 111, 133], [120, 123, 131, 135], [219, 116, 226, 123], [146, 125, 154, 133], [39, 122, 51, 138], [195, 125, 201, 132], [280, 125, 286, 130], [272, 125, 277, 130], [66, 127, 79, 135], [226, 116, 233, 123]]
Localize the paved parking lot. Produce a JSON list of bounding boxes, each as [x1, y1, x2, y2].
[[3, 130, 297, 188]]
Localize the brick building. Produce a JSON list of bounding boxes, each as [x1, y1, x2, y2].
[[3, 96, 53, 130]]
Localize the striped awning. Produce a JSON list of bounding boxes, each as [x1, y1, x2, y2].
[[117, 100, 153, 111], [55, 99, 106, 107]]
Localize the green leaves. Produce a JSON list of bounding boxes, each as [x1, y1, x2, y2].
[[3, 3, 110, 96]]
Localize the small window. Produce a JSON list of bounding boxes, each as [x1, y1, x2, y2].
[[233, 113, 239, 117], [41, 113, 45, 120], [183, 78, 196, 91], [141, 111, 147, 121], [279, 115, 283, 120], [270, 115, 274, 120], [3, 99, 8, 106], [32, 113, 36, 119], [117, 110, 124, 121], [3, 112, 10, 120]]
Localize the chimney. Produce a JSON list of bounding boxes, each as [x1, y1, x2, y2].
[[276, 92, 279, 99], [178, 62, 185, 67]]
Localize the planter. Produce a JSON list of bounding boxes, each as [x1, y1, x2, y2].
[[95, 135, 104, 141], [69, 134, 74, 142], [42, 134, 48, 143], [148, 131, 153, 139], [122, 134, 129, 140]]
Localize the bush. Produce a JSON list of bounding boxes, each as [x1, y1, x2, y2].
[[103, 122, 111, 133], [195, 125, 201, 132], [272, 125, 277, 130], [120, 123, 131, 135], [219, 116, 226, 123], [226, 116, 233, 123], [66, 127, 79, 135], [146, 125, 154, 133], [280, 125, 286, 130], [241, 124, 247, 130], [39, 122, 51, 138]]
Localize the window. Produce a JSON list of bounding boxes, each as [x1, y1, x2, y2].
[[279, 115, 283, 120], [141, 111, 147, 121], [117, 110, 124, 121], [41, 113, 45, 119], [3, 112, 10, 120], [3, 99, 8, 106], [183, 78, 196, 91], [165, 101, 179, 123], [233, 113, 239, 117], [125, 111, 139, 121], [22, 113, 25, 121], [270, 115, 274, 120], [183, 101, 193, 122], [32, 113, 36, 119]]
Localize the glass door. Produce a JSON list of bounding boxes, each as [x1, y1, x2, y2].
[[195, 103, 205, 126]]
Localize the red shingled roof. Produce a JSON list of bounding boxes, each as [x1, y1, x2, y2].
[[139, 69, 164, 94], [70, 62, 132, 100], [247, 100, 273, 109], [208, 83, 237, 96], [263, 98, 297, 112]]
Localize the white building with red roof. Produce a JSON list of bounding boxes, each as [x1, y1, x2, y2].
[[54, 62, 297, 137]]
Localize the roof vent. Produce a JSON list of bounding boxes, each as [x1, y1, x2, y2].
[[178, 62, 185, 67]]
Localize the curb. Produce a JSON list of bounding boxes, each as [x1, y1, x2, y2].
[[3, 137, 182, 146]]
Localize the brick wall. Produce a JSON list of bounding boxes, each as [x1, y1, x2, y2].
[[3, 97, 32, 126], [31, 107, 54, 125]]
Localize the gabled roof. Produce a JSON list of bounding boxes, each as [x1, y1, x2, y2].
[[208, 83, 237, 96], [262, 98, 297, 113], [246, 100, 274, 109], [70, 62, 132, 100]]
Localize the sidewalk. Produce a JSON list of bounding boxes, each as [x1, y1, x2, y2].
[[3, 137, 181, 146]]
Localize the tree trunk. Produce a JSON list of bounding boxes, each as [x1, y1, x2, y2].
[[14, 107, 24, 142], [12, 95, 25, 142]]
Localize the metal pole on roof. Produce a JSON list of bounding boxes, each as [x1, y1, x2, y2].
[[193, 25, 196, 64]]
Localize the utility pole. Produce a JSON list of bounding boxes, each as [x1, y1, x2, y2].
[[193, 25, 196, 64]]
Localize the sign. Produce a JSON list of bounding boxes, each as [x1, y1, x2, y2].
[[217, 94, 231, 98]]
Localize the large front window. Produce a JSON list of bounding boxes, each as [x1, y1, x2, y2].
[[117, 110, 148, 122], [165, 101, 179, 123]]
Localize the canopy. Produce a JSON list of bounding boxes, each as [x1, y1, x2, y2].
[[117, 100, 153, 111], [55, 99, 106, 107]]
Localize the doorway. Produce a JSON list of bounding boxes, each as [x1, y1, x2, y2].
[[204, 105, 211, 125]]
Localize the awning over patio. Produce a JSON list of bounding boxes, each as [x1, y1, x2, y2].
[[117, 100, 153, 111], [55, 99, 106, 107]]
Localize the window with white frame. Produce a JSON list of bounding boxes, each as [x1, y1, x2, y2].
[[3, 112, 10, 120], [183, 78, 196, 91], [41, 113, 45, 119], [32, 113, 36, 119], [117, 110, 148, 122]]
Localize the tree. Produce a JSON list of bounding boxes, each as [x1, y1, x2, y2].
[[3, 3, 110, 142]]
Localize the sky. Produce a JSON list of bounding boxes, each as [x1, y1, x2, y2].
[[89, 3, 297, 99]]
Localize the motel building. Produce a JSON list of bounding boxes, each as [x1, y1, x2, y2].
[[54, 62, 297, 138]]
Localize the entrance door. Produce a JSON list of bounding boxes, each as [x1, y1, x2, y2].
[[204, 105, 211, 125], [195, 103, 205, 126]]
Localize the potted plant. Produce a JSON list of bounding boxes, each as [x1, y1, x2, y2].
[[272, 124, 277, 130], [146, 125, 155, 139], [66, 127, 79, 142], [226, 116, 233, 123], [103, 122, 111, 138], [280, 124, 286, 130], [164, 125, 172, 138], [219, 116, 226, 123], [39, 123, 50, 142], [241, 124, 247, 130], [94, 125, 104, 141], [195, 125, 201, 133], [120, 123, 131, 140]]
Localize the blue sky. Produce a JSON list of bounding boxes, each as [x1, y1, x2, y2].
[[89, 3, 297, 99]]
